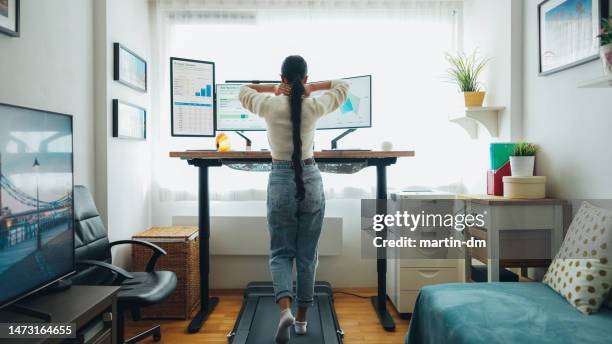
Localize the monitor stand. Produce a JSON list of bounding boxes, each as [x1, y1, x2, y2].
[[6, 279, 72, 322], [330, 128, 356, 150], [8, 304, 52, 322], [235, 131, 253, 151], [41, 279, 73, 293]]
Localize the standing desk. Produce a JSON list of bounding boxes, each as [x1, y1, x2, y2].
[[169, 150, 414, 333]]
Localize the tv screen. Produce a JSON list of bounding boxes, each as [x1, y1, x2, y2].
[[0, 103, 74, 309]]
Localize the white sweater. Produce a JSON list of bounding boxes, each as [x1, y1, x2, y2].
[[239, 80, 349, 160]]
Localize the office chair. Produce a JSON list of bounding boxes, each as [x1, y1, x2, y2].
[[71, 185, 177, 344]]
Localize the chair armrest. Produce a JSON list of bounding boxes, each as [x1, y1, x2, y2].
[[109, 239, 167, 272], [76, 259, 134, 285]]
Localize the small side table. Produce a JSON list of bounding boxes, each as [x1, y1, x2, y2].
[[462, 195, 570, 282]]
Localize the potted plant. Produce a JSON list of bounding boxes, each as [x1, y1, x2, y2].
[[445, 50, 490, 107], [510, 143, 537, 177], [598, 17, 612, 75]]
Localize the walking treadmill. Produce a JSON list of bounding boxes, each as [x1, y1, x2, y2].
[[228, 282, 344, 343]]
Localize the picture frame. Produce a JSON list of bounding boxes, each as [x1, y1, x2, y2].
[[0, 0, 19, 37], [538, 0, 607, 75], [113, 43, 148, 92], [112, 99, 147, 140]]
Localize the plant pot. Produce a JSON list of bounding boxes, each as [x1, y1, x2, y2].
[[509, 156, 535, 177], [464, 92, 485, 107], [601, 44, 612, 76]]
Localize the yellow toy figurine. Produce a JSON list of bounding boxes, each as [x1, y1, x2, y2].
[[216, 133, 231, 152]]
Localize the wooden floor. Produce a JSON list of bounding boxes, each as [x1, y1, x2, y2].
[[126, 289, 409, 344]]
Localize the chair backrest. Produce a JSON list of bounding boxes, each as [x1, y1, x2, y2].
[[72, 185, 114, 285]]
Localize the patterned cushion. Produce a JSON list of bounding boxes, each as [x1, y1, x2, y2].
[[543, 202, 612, 315]]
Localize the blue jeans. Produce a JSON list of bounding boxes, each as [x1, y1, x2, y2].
[[267, 161, 325, 307]]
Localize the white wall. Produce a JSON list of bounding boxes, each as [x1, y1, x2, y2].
[[94, 0, 153, 267], [0, 0, 95, 190], [0, 0, 153, 268], [522, 0, 612, 199], [464, 0, 523, 141]]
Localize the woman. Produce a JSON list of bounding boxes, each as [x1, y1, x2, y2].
[[240, 55, 348, 343]]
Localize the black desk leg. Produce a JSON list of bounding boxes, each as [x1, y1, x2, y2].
[[188, 165, 219, 333], [370, 163, 396, 332]]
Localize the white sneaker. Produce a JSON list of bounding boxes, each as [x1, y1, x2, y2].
[[294, 321, 307, 335]]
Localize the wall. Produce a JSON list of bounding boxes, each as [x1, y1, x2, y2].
[[94, 0, 153, 267], [464, 0, 523, 141], [0, 0, 152, 268], [522, 0, 612, 199], [0, 0, 95, 190]]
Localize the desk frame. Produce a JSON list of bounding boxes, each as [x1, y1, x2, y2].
[[172, 152, 413, 333]]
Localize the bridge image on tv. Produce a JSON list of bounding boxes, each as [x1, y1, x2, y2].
[[0, 105, 73, 305]]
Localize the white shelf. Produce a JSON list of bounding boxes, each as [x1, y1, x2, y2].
[[578, 75, 612, 88], [450, 106, 505, 139]]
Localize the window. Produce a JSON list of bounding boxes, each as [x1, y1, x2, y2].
[[151, 1, 470, 209]]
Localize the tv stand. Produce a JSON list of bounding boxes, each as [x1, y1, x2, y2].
[[7, 304, 52, 322], [0, 286, 119, 343], [330, 128, 357, 150]]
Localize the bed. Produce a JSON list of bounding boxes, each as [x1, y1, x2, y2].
[[405, 282, 612, 344]]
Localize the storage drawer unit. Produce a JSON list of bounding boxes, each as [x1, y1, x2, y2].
[[463, 196, 568, 282], [387, 191, 465, 316]]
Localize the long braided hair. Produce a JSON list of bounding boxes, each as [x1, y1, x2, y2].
[[281, 55, 308, 201]]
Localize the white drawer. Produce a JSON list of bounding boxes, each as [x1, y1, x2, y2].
[[493, 206, 555, 230], [399, 267, 459, 291]]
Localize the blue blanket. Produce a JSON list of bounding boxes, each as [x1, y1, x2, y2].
[[406, 282, 612, 344]]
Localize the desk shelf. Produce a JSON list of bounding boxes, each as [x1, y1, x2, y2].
[[450, 106, 505, 139], [578, 75, 612, 88]]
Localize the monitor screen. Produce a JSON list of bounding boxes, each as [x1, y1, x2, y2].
[[171, 57, 216, 137], [215, 75, 371, 132], [315, 75, 372, 130], [216, 83, 267, 131], [0, 103, 74, 309]]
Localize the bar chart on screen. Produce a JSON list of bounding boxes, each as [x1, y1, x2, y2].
[[171, 58, 215, 137]]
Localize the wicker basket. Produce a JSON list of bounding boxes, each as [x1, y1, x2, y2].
[[132, 226, 200, 319]]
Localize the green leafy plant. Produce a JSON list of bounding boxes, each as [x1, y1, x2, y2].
[[512, 143, 538, 157], [598, 17, 612, 46], [445, 50, 490, 92]]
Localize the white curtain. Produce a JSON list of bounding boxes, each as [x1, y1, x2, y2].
[[150, 0, 474, 209]]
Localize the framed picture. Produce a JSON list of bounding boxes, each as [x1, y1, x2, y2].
[[112, 99, 147, 140], [114, 43, 147, 92], [0, 0, 19, 37], [538, 0, 607, 75]]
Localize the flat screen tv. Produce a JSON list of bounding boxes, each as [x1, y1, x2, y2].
[[0, 103, 74, 309]]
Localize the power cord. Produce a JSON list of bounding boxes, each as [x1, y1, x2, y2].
[[333, 291, 370, 299]]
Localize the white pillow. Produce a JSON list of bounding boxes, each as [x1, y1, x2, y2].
[[543, 202, 612, 315]]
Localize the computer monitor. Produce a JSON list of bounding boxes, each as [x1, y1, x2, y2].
[[315, 75, 372, 130], [216, 83, 267, 131], [170, 57, 216, 137], [0, 103, 74, 309], [215, 75, 371, 132]]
